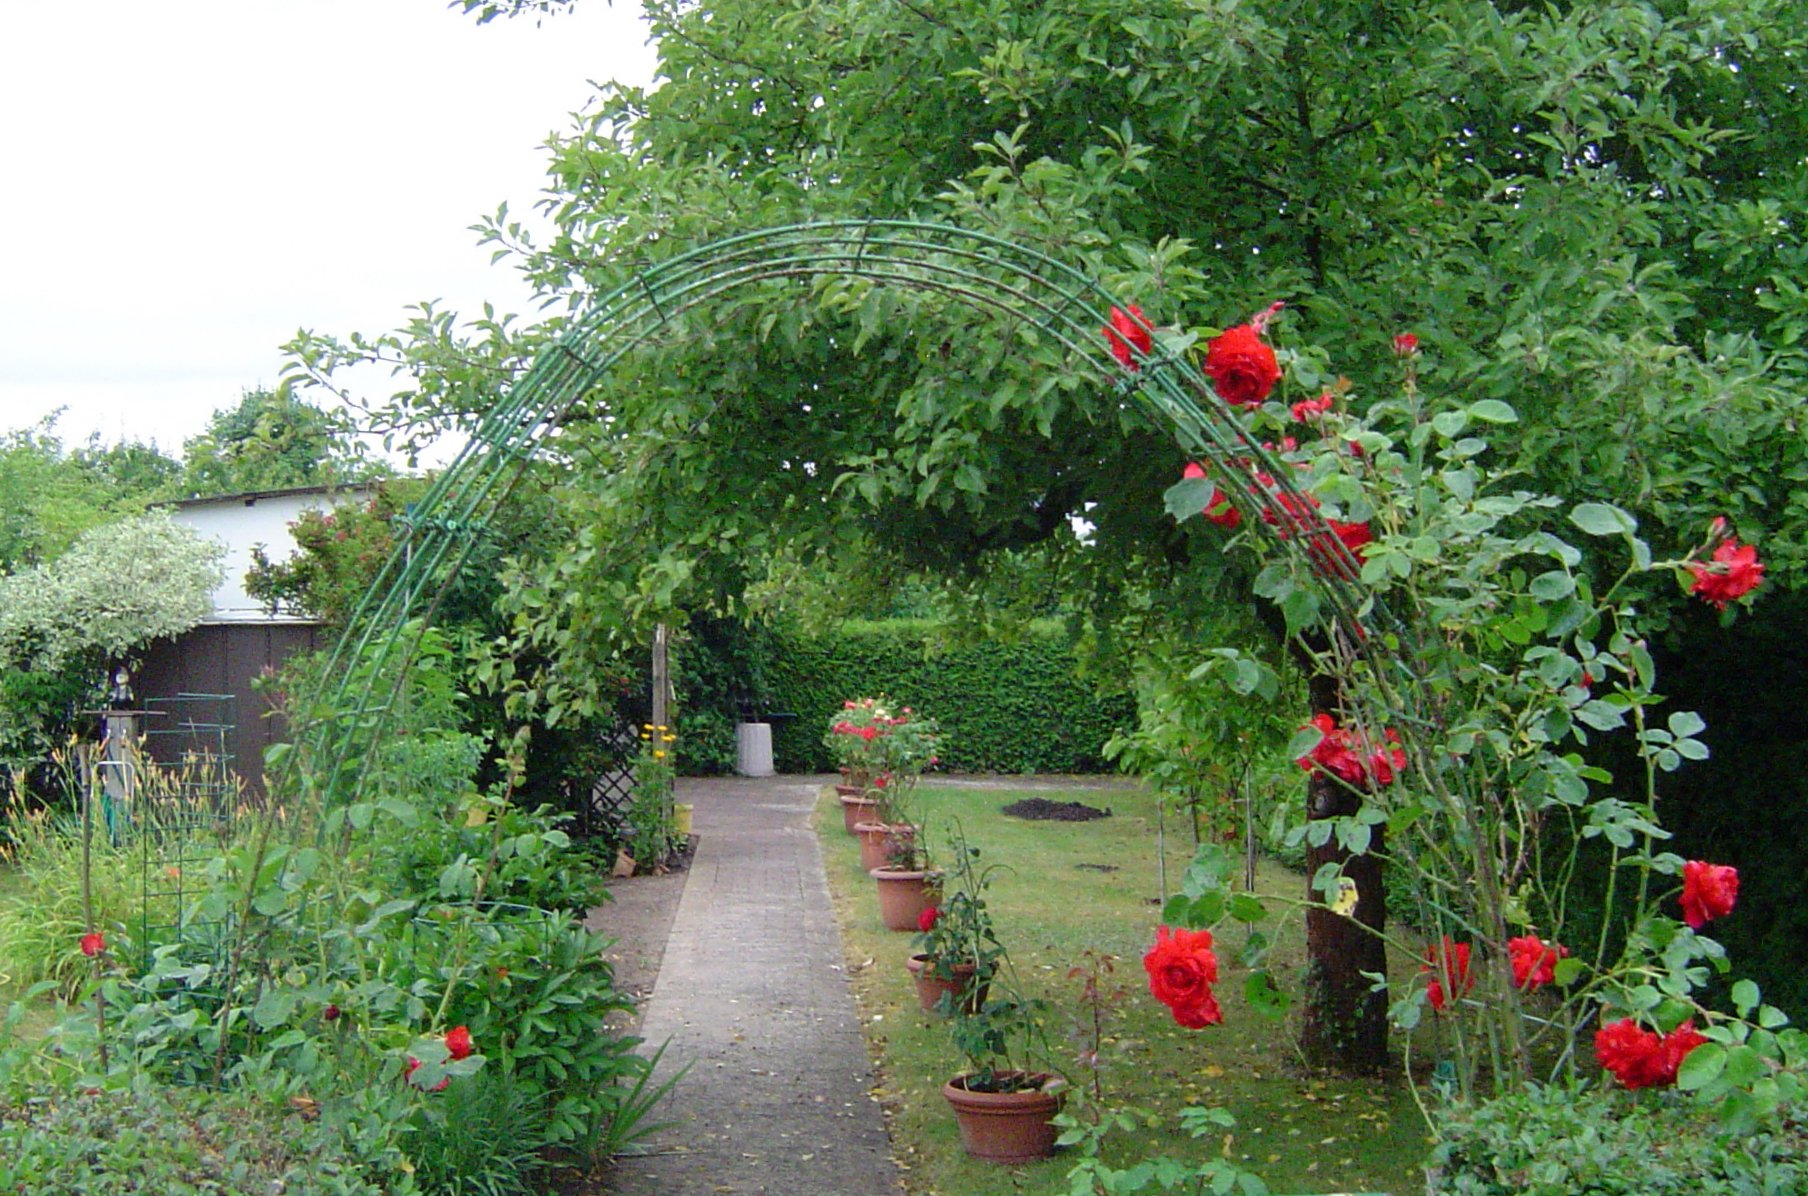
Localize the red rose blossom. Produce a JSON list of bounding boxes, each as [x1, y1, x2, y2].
[[1422, 938, 1474, 1012], [1103, 305, 1154, 370], [1393, 332, 1419, 357], [917, 906, 941, 933], [1660, 1021, 1708, 1079], [1297, 714, 1405, 788], [1182, 462, 1242, 528], [446, 1025, 473, 1062], [1595, 1018, 1705, 1089], [1307, 519, 1374, 580], [80, 932, 105, 958], [1688, 539, 1763, 609], [1204, 324, 1282, 407], [1143, 925, 1222, 1029], [1508, 934, 1569, 990], [1680, 860, 1738, 929]]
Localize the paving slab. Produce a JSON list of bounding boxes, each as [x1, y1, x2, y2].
[[604, 775, 901, 1196]]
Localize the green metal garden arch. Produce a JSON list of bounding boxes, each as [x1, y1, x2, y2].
[[294, 219, 1413, 805]]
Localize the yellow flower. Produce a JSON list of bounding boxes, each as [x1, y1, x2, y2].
[[662, 734, 676, 743], [653, 749, 667, 760]]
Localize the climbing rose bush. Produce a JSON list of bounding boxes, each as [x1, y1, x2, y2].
[[1143, 925, 1221, 1028]]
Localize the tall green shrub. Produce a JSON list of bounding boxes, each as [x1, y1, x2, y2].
[[760, 620, 1133, 774]]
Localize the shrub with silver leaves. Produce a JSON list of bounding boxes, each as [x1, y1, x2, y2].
[[0, 511, 225, 671]]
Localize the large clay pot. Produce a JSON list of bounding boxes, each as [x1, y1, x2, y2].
[[870, 867, 937, 931], [854, 821, 915, 872], [905, 953, 988, 1014], [840, 793, 883, 835], [942, 1072, 1064, 1163]]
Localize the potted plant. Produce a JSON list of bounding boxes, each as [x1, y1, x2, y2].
[[905, 831, 1002, 1013], [940, 981, 1064, 1163], [869, 837, 938, 931], [824, 698, 891, 832]]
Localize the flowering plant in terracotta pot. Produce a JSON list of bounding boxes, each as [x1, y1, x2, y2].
[[822, 697, 941, 797], [823, 696, 895, 791]]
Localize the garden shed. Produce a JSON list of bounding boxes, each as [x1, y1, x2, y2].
[[133, 484, 374, 795]]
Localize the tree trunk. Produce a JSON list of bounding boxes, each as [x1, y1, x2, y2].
[[1299, 668, 1389, 1071]]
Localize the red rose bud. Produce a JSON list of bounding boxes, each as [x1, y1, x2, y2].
[[1291, 393, 1334, 422], [917, 906, 941, 933], [323, 1004, 342, 1022], [445, 1025, 473, 1062], [80, 932, 105, 958], [1392, 332, 1419, 356]]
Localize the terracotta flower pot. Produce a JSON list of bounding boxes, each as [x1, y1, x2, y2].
[[840, 793, 883, 835], [905, 953, 988, 1014], [941, 1072, 1064, 1163], [855, 822, 915, 872], [870, 867, 937, 931]]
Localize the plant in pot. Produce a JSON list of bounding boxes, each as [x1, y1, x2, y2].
[[941, 972, 1064, 1164], [825, 697, 890, 832], [906, 831, 1002, 1014], [868, 810, 938, 932]]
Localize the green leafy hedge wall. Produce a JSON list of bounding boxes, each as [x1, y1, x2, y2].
[[757, 620, 1133, 774]]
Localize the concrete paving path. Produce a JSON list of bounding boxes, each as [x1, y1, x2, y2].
[[604, 775, 901, 1196]]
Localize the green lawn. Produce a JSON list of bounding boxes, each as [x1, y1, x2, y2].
[[818, 781, 1430, 1196]]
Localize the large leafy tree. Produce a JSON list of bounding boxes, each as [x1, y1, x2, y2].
[[177, 387, 383, 498], [290, 0, 1808, 1065], [0, 417, 179, 571]]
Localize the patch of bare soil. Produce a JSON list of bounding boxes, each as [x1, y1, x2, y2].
[[1000, 797, 1113, 821]]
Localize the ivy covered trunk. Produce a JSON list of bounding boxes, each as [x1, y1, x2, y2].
[[1300, 670, 1388, 1071]]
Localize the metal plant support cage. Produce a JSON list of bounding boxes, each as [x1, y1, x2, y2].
[[81, 692, 241, 972], [279, 218, 1431, 814]]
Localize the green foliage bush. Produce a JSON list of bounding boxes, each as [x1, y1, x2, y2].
[[0, 1085, 382, 1196], [1427, 1084, 1808, 1196], [761, 620, 1133, 774]]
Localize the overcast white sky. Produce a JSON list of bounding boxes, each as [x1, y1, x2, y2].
[[0, 1, 658, 453]]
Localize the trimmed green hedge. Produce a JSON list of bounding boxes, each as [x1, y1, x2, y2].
[[761, 620, 1133, 774]]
